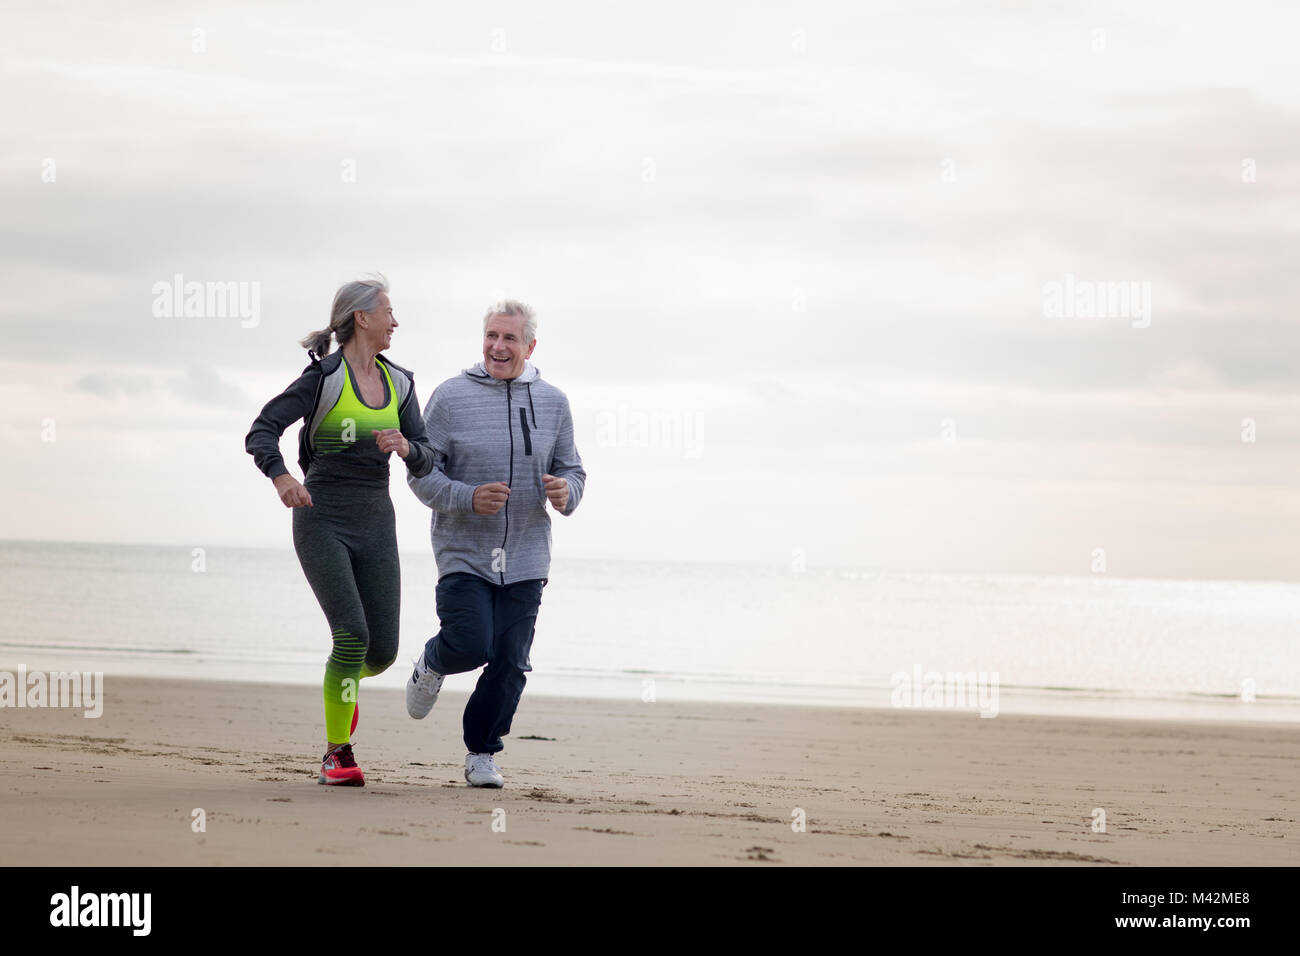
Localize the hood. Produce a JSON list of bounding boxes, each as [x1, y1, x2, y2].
[[463, 360, 540, 386]]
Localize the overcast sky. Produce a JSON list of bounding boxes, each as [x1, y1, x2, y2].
[[2, 1, 1298, 580]]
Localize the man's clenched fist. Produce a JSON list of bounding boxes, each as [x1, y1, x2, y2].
[[543, 474, 569, 512], [473, 481, 511, 515]]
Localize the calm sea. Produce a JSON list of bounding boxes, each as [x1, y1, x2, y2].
[[2, 540, 1297, 723]]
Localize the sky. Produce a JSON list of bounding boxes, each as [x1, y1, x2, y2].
[[2, 0, 1298, 580]]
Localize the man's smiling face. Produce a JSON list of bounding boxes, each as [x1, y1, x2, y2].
[[483, 312, 536, 380]]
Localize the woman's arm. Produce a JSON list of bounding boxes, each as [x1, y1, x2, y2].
[[406, 387, 479, 514], [396, 377, 436, 479], [272, 472, 313, 507], [245, 363, 320, 481]]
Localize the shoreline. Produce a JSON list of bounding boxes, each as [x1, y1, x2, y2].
[[2, 674, 1295, 866], [3, 654, 1296, 726], [8, 536, 1300, 588]]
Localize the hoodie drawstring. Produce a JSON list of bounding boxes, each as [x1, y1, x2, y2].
[[467, 365, 538, 426]]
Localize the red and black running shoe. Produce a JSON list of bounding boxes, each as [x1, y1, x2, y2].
[[319, 744, 365, 786], [351, 702, 359, 737]]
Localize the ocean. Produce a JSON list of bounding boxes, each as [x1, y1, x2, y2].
[[2, 539, 1297, 723]]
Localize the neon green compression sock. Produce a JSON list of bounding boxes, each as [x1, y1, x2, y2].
[[323, 627, 364, 745]]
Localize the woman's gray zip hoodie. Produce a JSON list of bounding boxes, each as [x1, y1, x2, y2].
[[407, 361, 586, 586]]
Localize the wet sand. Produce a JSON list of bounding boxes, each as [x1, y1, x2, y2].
[[1, 676, 1295, 865]]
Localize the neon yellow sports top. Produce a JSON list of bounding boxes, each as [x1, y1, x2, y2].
[[314, 359, 400, 456]]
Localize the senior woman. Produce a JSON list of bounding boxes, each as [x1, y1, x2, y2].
[[245, 274, 435, 786]]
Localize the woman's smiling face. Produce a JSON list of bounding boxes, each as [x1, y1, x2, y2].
[[359, 292, 396, 350]]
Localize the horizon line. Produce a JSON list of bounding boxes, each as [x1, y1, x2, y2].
[[3, 537, 1297, 589]]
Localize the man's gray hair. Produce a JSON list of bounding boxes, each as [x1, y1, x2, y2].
[[483, 299, 537, 344]]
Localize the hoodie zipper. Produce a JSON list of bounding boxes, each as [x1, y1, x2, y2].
[[518, 407, 532, 455], [499, 380, 513, 585]]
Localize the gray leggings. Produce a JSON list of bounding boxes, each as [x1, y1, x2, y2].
[[292, 479, 401, 676]]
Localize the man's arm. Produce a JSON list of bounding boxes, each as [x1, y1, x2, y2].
[[406, 389, 478, 514], [547, 397, 586, 516]]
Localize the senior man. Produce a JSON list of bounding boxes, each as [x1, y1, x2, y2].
[[406, 299, 586, 787]]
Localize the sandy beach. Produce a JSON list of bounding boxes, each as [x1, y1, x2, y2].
[[0, 675, 1294, 866]]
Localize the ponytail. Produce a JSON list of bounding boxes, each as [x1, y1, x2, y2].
[[299, 327, 333, 359]]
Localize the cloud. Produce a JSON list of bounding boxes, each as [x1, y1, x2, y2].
[[4, 1, 1299, 576], [172, 364, 249, 408], [73, 372, 154, 398]]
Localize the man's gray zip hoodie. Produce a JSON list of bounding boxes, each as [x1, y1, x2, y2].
[[407, 361, 586, 586]]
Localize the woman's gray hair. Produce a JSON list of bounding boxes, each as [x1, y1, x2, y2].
[[299, 273, 390, 358], [483, 298, 537, 344]]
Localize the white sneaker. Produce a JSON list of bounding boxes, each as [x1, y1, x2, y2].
[[406, 654, 445, 719], [465, 752, 505, 788]]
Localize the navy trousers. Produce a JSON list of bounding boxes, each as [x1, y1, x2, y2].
[[421, 572, 546, 755]]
